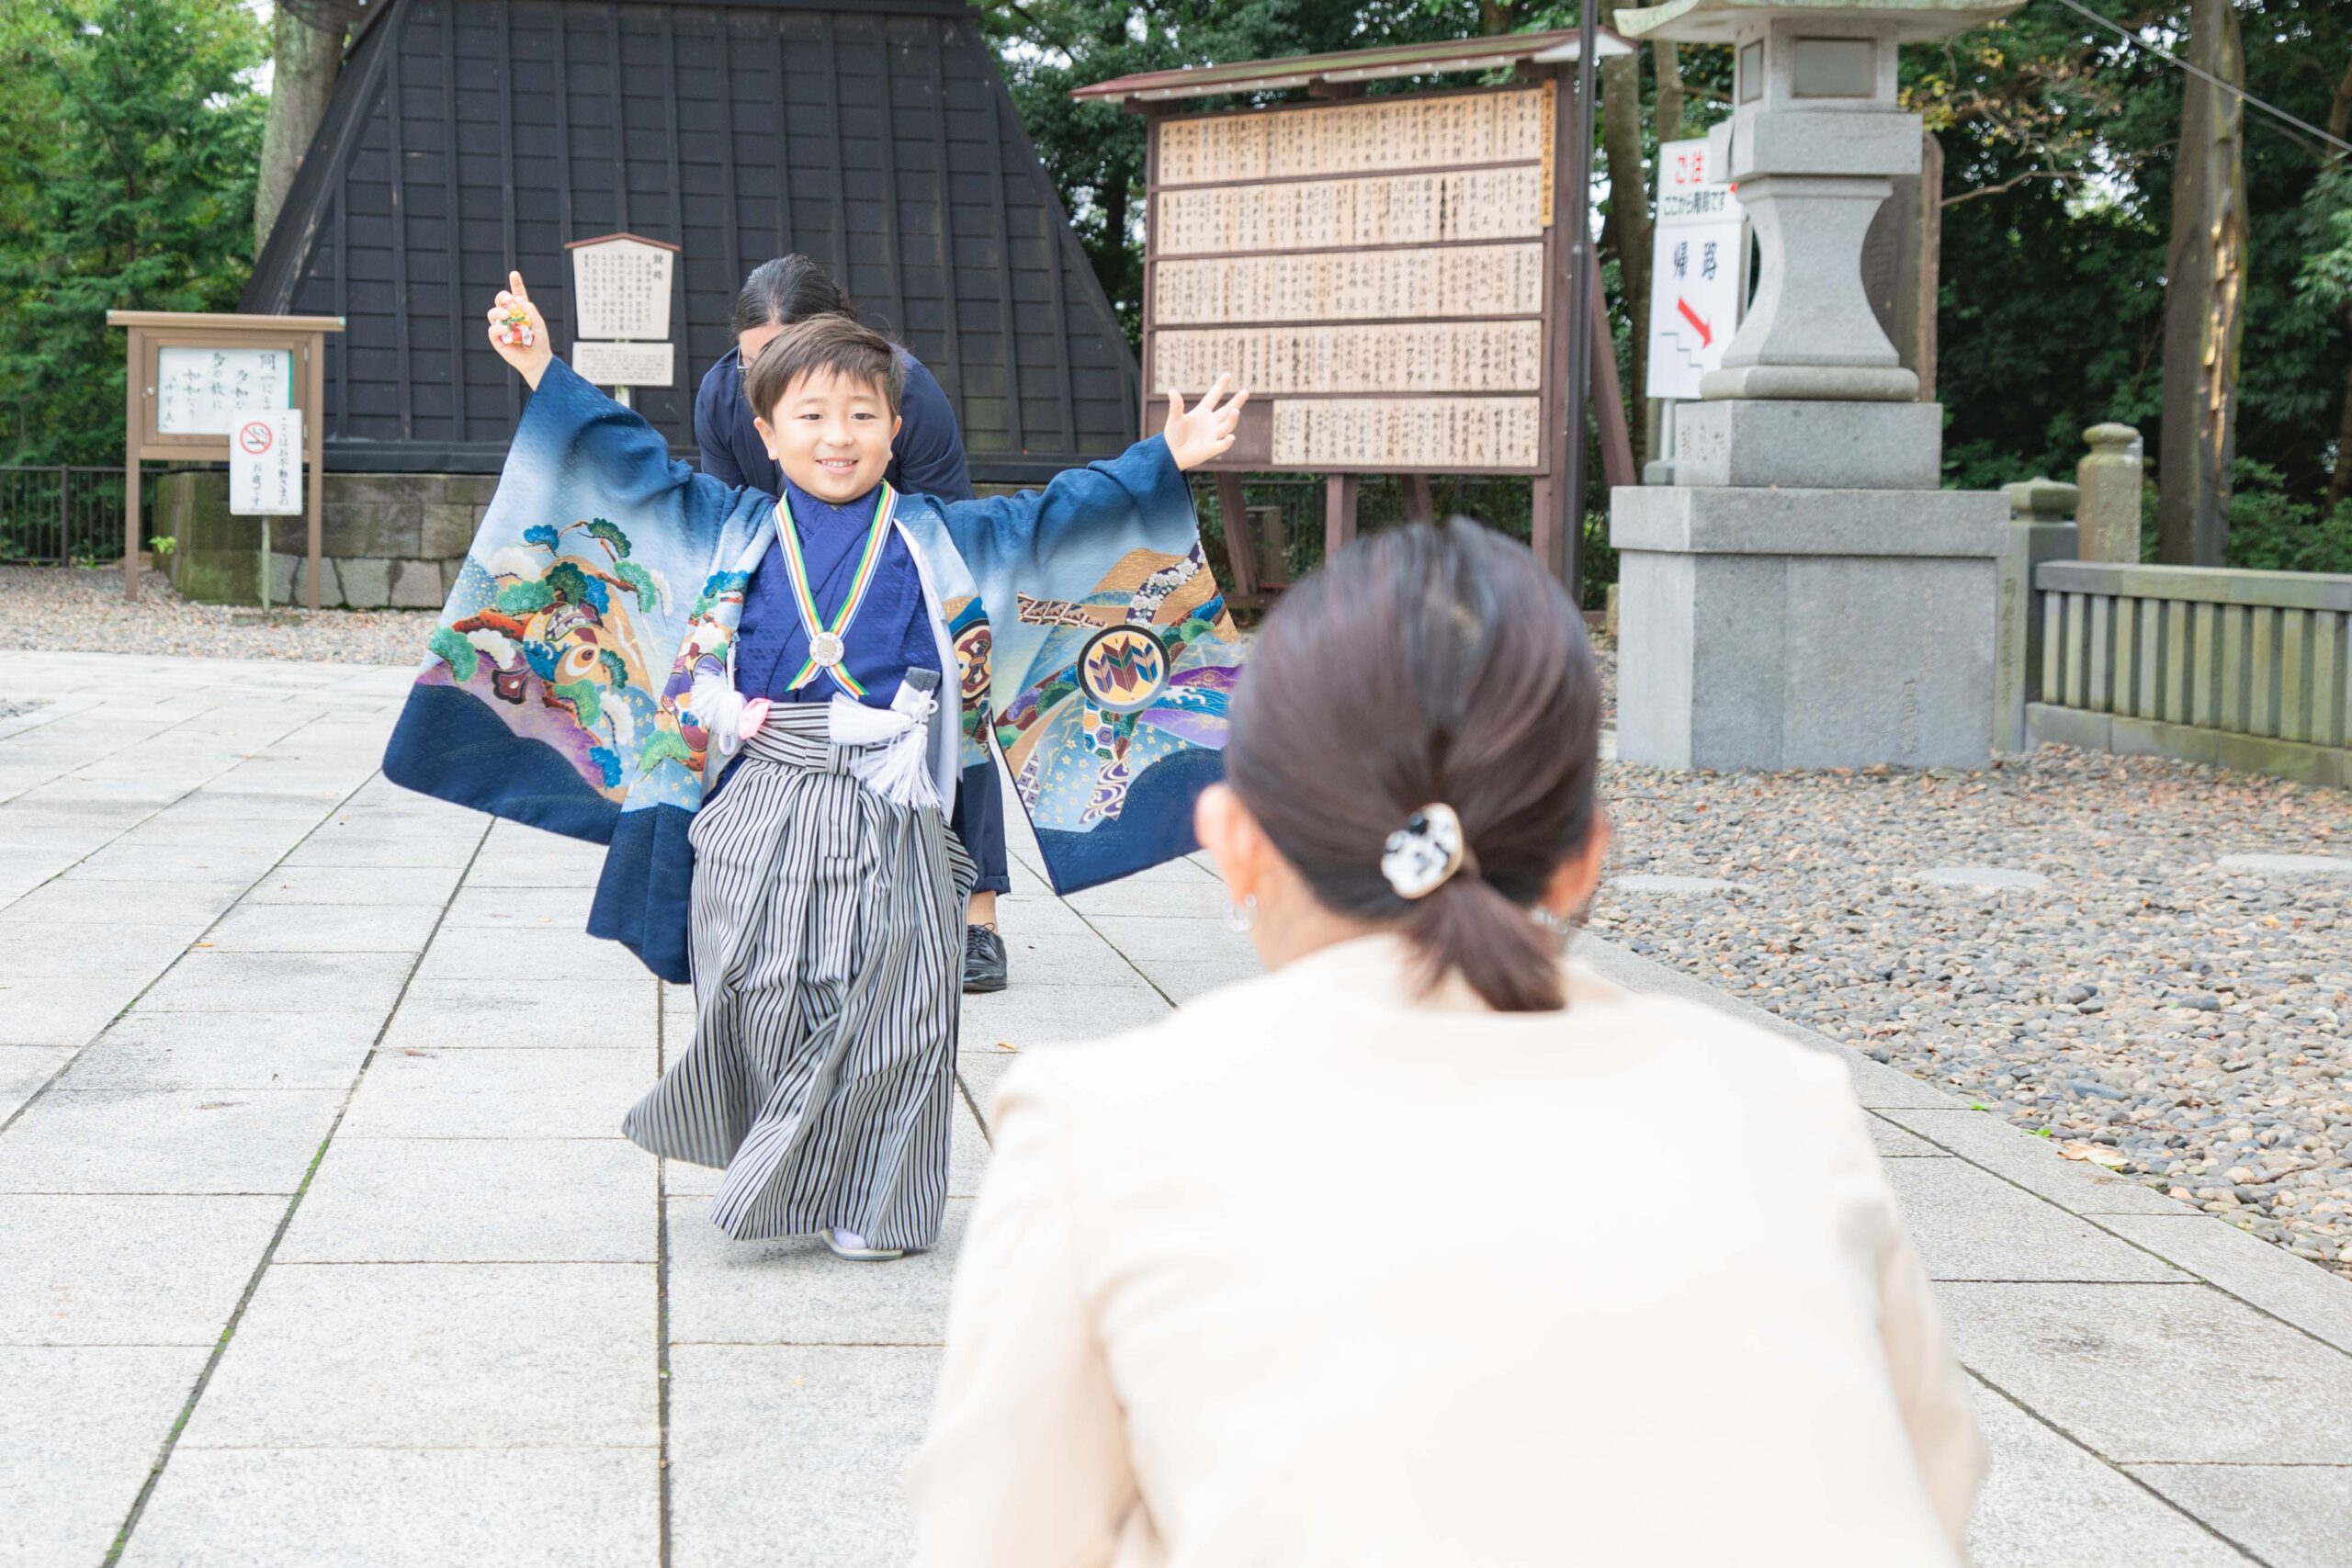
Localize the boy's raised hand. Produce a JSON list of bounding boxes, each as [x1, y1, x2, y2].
[[1162, 374, 1249, 472], [483, 270, 553, 389]]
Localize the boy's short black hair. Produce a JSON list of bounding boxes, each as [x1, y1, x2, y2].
[[744, 314, 904, 425]]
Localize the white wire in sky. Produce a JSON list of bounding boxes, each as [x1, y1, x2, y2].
[[2044, 0, 2352, 157]]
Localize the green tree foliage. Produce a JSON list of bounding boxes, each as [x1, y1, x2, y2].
[[0, 0, 266, 466]]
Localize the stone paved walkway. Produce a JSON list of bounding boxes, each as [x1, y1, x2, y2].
[[2, 649, 2348, 1567]]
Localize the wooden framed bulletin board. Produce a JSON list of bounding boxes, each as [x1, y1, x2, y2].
[[107, 311, 344, 607], [1084, 33, 1634, 596]]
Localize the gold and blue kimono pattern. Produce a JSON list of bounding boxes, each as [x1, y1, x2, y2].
[[384, 358, 1241, 982]]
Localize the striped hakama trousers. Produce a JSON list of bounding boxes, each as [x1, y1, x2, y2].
[[622, 704, 973, 1249]]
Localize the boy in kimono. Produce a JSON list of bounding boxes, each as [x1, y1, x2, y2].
[[384, 272, 1245, 1261]]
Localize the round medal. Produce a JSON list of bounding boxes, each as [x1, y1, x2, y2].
[[809, 630, 846, 669]]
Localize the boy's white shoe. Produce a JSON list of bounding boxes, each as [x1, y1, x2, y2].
[[822, 1227, 907, 1262]]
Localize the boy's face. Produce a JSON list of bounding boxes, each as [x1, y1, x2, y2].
[[753, 367, 901, 505]]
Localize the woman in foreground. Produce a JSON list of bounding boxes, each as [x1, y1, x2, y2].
[[910, 520, 1985, 1566]]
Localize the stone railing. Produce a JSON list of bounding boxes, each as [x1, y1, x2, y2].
[[2024, 560, 2352, 787]]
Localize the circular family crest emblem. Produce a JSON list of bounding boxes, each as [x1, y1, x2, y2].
[[1077, 625, 1170, 714]]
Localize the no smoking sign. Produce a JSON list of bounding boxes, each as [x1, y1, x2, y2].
[[229, 408, 301, 516]]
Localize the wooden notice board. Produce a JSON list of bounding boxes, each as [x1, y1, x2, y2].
[[107, 311, 344, 607], [1138, 75, 1631, 582]]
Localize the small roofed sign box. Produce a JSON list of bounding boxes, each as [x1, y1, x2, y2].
[[566, 232, 678, 342]]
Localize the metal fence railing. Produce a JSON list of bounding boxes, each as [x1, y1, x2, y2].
[[0, 466, 148, 566]]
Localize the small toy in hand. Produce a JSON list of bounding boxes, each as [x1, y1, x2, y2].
[[495, 307, 536, 350]]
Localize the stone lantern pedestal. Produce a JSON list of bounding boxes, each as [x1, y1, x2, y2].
[[1611, 0, 2021, 771]]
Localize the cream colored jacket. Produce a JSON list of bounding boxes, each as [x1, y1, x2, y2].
[[910, 936, 1985, 1567]]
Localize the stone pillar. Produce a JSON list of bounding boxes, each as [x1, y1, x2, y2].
[[2075, 423, 2144, 564], [1994, 478, 2079, 752]]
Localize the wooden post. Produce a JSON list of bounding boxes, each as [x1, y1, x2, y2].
[[123, 323, 142, 599], [304, 336, 325, 610], [1589, 259, 1637, 491], [1400, 474, 1435, 523], [1213, 471, 1257, 600], [1324, 473, 1360, 559]]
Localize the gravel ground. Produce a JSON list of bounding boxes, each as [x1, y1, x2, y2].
[[1593, 747, 2352, 1278], [0, 565, 434, 665]]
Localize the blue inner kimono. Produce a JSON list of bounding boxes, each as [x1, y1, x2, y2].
[[733, 478, 940, 707], [383, 359, 1242, 983]]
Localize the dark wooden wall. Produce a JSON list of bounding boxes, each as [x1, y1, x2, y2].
[[244, 0, 1139, 482]]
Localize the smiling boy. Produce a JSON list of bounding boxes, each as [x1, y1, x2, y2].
[[386, 273, 1246, 1262]]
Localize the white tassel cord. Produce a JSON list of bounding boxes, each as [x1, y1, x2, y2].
[[830, 683, 943, 812]]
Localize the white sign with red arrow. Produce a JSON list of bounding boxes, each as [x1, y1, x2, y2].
[[1645, 139, 1747, 402]]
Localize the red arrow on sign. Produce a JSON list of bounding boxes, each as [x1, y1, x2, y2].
[[1676, 297, 1714, 348]]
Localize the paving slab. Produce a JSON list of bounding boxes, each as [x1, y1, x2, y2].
[[0, 1193, 285, 1344], [279, 1137, 654, 1264], [203, 902, 445, 953], [1866, 1116, 1945, 1157], [958, 982, 1172, 1047], [1882, 1108, 2192, 1216], [177, 1262, 657, 1450], [0, 921, 202, 977], [1937, 1282, 2352, 1464], [337, 1047, 653, 1141], [57, 1010, 383, 1093], [2119, 1463, 2352, 1568], [1884, 1158, 2188, 1282], [1069, 913, 1251, 963], [0, 1345, 211, 1568], [665, 1198, 967, 1346], [2099, 1213, 2352, 1358], [411, 924, 643, 981], [0, 1088, 343, 1195], [0, 979, 132, 1047], [1124, 953, 1267, 1002], [379, 976, 662, 1051], [279, 833, 480, 870], [62, 840, 288, 882], [666, 1344, 936, 1568], [137, 950, 413, 1016], [439, 884, 601, 927], [0, 1045, 70, 1120], [238, 863, 468, 906], [1964, 1386, 2256, 1567], [119, 1447, 660, 1568], [0, 879, 246, 928]]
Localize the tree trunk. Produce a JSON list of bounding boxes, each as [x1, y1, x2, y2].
[[1654, 41, 1683, 147], [1599, 6, 1650, 468], [2326, 64, 2352, 513], [2155, 0, 2247, 567], [254, 5, 345, 259]]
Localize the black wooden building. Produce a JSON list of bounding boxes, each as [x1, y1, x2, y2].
[[243, 0, 1138, 483]]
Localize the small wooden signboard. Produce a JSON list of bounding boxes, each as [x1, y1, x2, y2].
[[108, 311, 344, 606]]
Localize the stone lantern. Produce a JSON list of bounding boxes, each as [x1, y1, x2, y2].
[[1610, 0, 2026, 772]]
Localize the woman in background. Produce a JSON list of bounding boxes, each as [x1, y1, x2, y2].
[[910, 519, 1984, 1566], [695, 255, 1013, 994]]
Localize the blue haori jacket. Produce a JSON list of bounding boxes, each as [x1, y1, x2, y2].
[[382, 359, 1242, 983]]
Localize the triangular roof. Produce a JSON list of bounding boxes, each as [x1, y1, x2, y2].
[[245, 0, 1139, 482]]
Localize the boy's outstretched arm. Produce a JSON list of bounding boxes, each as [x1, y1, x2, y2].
[[941, 377, 1247, 583], [480, 270, 736, 557]]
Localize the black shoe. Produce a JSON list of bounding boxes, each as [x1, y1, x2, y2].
[[962, 923, 1008, 994]]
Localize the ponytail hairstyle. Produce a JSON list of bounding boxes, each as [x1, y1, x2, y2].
[[731, 254, 854, 341], [1223, 519, 1603, 1012]]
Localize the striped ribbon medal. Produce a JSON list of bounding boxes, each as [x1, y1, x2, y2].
[[779, 482, 897, 698]]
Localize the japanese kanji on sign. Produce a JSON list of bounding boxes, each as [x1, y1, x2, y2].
[[1645, 137, 1747, 401]]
